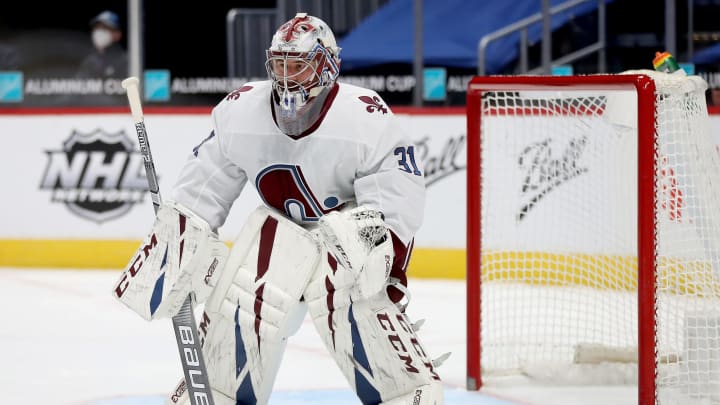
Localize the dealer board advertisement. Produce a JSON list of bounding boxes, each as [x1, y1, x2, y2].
[[0, 108, 466, 276], [3, 108, 719, 276]]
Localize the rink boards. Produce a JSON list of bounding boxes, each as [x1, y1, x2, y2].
[[2, 106, 720, 279], [0, 107, 466, 278]]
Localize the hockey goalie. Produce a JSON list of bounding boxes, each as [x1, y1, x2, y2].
[[111, 12, 444, 405]]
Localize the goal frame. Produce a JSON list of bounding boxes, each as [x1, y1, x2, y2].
[[465, 74, 658, 404]]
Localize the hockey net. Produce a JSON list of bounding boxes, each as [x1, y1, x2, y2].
[[466, 70, 720, 404]]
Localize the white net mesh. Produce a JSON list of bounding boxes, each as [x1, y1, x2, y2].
[[474, 70, 720, 403]]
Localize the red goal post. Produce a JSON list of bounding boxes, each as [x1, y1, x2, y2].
[[465, 72, 720, 404]]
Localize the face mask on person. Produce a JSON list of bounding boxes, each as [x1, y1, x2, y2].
[[92, 28, 113, 50]]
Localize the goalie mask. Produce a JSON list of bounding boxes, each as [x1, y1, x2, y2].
[[265, 13, 341, 136]]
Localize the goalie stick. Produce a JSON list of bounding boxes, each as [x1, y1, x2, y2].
[[121, 77, 215, 405]]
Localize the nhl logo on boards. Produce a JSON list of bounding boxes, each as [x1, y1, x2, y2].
[[40, 129, 149, 223]]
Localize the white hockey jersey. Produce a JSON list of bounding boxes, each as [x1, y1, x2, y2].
[[171, 80, 426, 246]]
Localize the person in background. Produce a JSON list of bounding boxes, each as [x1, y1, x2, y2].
[[75, 10, 127, 79]]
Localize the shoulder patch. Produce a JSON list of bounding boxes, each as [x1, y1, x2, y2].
[[358, 95, 388, 114], [225, 85, 254, 101]]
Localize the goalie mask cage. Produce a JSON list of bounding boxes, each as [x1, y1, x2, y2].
[[466, 71, 720, 404]]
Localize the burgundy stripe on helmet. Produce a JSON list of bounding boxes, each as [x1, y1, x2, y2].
[[283, 15, 313, 42]]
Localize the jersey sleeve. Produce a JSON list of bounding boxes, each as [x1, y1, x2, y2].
[[353, 115, 426, 246], [171, 106, 248, 232]]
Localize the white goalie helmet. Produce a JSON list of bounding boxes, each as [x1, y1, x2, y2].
[[265, 13, 341, 119]]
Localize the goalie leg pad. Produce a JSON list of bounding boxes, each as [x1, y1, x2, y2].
[[380, 382, 444, 405], [305, 249, 443, 405], [168, 206, 320, 405]]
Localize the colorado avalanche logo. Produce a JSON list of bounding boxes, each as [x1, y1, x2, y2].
[[255, 164, 343, 222], [359, 95, 388, 114]]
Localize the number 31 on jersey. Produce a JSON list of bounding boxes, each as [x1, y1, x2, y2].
[[395, 146, 422, 176]]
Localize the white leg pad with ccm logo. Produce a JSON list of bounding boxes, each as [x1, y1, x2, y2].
[[165, 206, 321, 405], [304, 248, 444, 405]]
